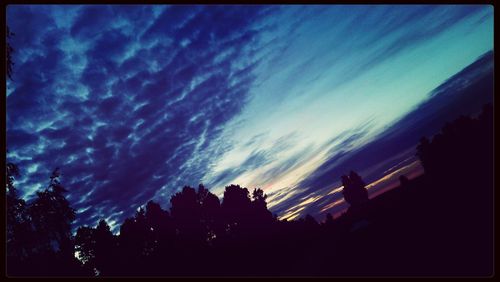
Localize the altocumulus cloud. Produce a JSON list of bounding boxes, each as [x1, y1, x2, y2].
[[7, 5, 276, 229], [7, 5, 493, 229]]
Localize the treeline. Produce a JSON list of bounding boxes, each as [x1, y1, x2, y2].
[[6, 165, 268, 276], [415, 103, 493, 242], [5, 104, 493, 276]]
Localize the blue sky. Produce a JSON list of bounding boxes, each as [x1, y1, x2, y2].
[[6, 5, 493, 229]]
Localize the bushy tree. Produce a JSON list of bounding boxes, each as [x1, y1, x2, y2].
[[28, 168, 76, 256], [341, 171, 369, 209], [170, 186, 204, 243], [221, 184, 252, 229], [75, 226, 96, 268], [251, 188, 273, 222], [6, 159, 32, 269]]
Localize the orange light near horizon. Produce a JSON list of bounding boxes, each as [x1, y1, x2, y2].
[[320, 198, 345, 213], [278, 160, 424, 221]]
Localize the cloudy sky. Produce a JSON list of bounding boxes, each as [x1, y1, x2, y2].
[[6, 5, 493, 230]]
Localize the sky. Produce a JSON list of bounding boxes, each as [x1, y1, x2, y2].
[[6, 5, 494, 230]]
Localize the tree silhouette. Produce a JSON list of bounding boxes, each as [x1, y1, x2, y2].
[[75, 226, 96, 273], [197, 184, 222, 244], [341, 171, 369, 209], [416, 104, 493, 185], [74, 221, 118, 276], [399, 175, 409, 187], [170, 186, 205, 245], [117, 207, 150, 275], [6, 159, 24, 244], [6, 157, 33, 274], [250, 188, 274, 226], [221, 184, 252, 229], [28, 168, 76, 257], [6, 25, 15, 80], [325, 213, 334, 225], [144, 200, 175, 249], [416, 137, 431, 173], [6, 167, 87, 276], [93, 220, 118, 275]]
